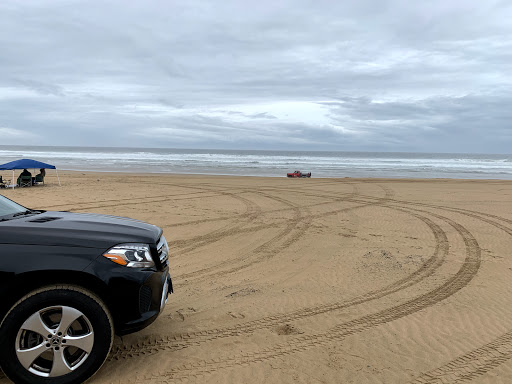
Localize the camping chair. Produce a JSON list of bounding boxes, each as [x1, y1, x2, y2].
[[0, 176, 14, 188], [34, 174, 45, 185], [18, 175, 32, 187]]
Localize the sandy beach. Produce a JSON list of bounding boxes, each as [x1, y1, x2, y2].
[[2, 171, 512, 384]]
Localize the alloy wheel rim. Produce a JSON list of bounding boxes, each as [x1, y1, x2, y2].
[[15, 305, 94, 377]]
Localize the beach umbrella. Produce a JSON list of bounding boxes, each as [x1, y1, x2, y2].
[[0, 159, 61, 189]]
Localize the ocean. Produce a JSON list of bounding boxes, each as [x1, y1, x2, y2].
[[1, 146, 512, 180]]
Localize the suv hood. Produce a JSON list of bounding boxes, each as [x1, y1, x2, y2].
[[0, 211, 162, 250]]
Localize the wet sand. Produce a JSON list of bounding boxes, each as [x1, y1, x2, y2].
[[2, 171, 512, 383]]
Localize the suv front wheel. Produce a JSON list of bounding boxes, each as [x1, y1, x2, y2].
[[0, 285, 113, 384]]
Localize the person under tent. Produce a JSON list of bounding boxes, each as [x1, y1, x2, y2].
[[34, 168, 46, 184], [19, 169, 32, 178], [17, 169, 32, 186]]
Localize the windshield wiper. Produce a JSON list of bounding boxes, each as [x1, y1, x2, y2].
[[12, 210, 35, 217], [0, 210, 41, 221]]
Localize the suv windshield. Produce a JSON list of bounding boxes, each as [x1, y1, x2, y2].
[[0, 195, 30, 219]]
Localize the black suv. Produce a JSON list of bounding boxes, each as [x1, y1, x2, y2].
[[0, 195, 173, 384]]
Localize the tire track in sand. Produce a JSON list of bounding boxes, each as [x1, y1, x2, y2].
[[47, 182, 249, 223], [302, 185, 512, 244], [403, 217, 512, 381], [173, 184, 374, 284], [43, 190, 210, 210], [109, 202, 447, 360], [171, 182, 364, 279], [128, 211, 480, 382], [302, 181, 512, 238], [174, 191, 310, 283], [172, 193, 262, 256], [173, 184, 396, 284], [411, 331, 512, 383], [335, 194, 512, 383], [236, 181, 512, 240]]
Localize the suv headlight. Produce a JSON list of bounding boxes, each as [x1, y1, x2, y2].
[[103, 243, 155, 268]]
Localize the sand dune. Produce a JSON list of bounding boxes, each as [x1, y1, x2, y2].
[[2, 172, 512, 383]]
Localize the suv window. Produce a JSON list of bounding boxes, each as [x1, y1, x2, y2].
[[0, 195, 28, 219]]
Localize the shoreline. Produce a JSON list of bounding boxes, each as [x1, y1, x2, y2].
[[2, 146, 511, 181], [4, 168, 512, 183]]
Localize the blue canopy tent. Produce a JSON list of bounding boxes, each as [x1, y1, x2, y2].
[[0, 159, 61, 189]]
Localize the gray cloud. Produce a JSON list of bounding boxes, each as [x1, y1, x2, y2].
[[0, 0, 511, 152]]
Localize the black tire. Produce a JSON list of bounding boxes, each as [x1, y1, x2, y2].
[[0, 285, 113, 384]]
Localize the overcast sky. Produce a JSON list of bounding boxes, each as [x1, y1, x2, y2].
[[0, 0, 511, 152]]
